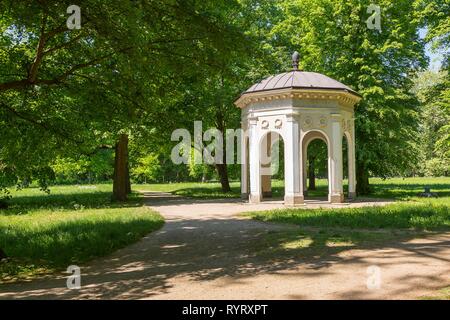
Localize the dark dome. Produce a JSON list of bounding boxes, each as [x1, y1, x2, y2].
[[244, 71, 360, 97]]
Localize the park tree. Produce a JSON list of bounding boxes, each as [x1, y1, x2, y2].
[[0, 0, 249, 200], [130, 153, 161, 184], [419, 0, 450, 172], [131, 0, 270, 192], [268, 0, 428, 194], [412, 70, 450, 176]]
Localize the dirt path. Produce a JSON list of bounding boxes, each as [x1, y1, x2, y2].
[[0, 193, 448, 300]]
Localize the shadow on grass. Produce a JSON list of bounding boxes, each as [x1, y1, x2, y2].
[[0, 187, 164, 283], [168, 179, 450, 201], [173, 187, 241, 199], [0, 212, 164, 283], [170, 184, 329, 199], [1, 191, 142, 216], [371, 183, 450, 199]]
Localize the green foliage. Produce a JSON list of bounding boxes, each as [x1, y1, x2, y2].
[[0, 0, 251, 195], [0, 0, 449, 195], [188, 162, 216, 182], [131, 153, 161, 183], [270, 0, 427, 184], [423, 158, 450, 176], [307, 139, 328, 179], [419, 0, 450, 66], [51, 150, 114, 184], [413, 70, 450, 176]]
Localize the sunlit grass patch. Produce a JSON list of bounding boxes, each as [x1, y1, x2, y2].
[[281, 237, 314, 249], [249, 201, 449, 231], [0, 185, 164, 283], [421, 286, 450, 300]]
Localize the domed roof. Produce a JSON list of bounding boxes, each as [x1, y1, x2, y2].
[[235, 52, 361, 109], [244, 71, 360, 97]]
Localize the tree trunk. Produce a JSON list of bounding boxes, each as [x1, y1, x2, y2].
[[356, 161, 371, 195], [308, 156, 316, 190], [214, 111, 231, 193], [216, 163, 231, 192], [112, 134, 129, 202], [0, 248, 7, 261]]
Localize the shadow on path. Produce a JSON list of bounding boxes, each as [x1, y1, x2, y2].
[[0, 192, 447, 300]]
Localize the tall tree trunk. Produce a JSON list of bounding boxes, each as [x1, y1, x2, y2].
[[214, 107, 231, 193], [216, 163, 231, 192], [215, 144, 231, 192], [356, 161, 371, 195], [112, 134, 129, 201], [308, 156, 316, 190]]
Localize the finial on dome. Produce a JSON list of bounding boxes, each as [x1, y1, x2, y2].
[[292, 51, 300, 71]]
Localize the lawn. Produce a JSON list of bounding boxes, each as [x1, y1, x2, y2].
[[247, 177, 450, 230], [249, 200, 449, 230], [246, 177, 450, 258], [136, 177, 450, 251], [135, 181, 243, 198], [422, 286, 450, 300], [135, 177, 450, 200], [0, 185, 164, 283], [1, 177, 449, 284], [136, 179, 284, 199]]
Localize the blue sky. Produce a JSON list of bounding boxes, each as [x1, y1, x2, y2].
[[420, 28, 446, 71]]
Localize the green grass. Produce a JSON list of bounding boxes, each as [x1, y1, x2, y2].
[[247, 178, 450, 264], [368, 177, 450, 200], [136, 180, 288, 199], [135, 177, 450, 201], [248, 177, 450, 230], [249, 201, 449, 230], [0, 185, 164, 283], [3, 178, 448, 283], [421, 286, 450, 300], [136, 181, 242, 198]]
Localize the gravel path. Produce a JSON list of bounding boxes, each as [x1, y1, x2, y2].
[[0, 192, 448, 300]]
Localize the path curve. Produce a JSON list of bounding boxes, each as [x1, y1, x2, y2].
[[0, 192, 448, 300]]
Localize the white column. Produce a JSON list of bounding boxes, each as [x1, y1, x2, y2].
[[301, 138, 308, 197], [240, 124, 249, 199], [330, 114, 344, 203], [348, 119, 357, 198], [284, 115, 304, 205], [248, 117, 261, 203]]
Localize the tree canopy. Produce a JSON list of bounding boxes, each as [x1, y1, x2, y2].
[[0, 0, 448, 200]]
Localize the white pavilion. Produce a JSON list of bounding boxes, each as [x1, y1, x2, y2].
[[235, 52, 362, 205]]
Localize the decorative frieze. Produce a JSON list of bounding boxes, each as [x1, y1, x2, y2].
[[235, 88, 361, 109]]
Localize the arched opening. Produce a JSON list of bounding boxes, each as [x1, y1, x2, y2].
[[306, 139, 328, 198], [260, 131, 285, 201], [302, 130, 330, 201]]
